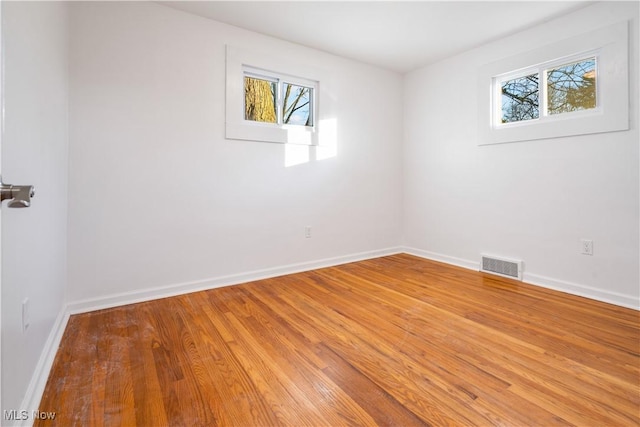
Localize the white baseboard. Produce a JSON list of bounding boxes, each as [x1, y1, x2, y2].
[[403, 246, 639, 310], [523, 272, 639, 310], [18, 309, 70, 427], [62, 245, 640, 316], [67, 246, 404, 315], [402, 246, 479, 271]]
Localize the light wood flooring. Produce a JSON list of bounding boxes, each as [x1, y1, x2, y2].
[[37, 254, 640, 426]]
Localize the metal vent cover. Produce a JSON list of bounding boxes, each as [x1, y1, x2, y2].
[[480, 255, 523, 280]]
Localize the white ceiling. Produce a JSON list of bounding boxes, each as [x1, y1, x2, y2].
[[160, 1, 593, 73]]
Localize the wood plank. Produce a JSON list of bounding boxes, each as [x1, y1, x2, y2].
[[35, 254, 640, 426], [125, 305, 169, 427]]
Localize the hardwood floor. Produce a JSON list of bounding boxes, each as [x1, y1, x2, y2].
[[37, 254, 640, 426]]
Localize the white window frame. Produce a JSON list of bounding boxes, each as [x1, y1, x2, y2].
[[494, 53, 600, 128], [226, 46, 319, 145], [243, 66, 316, 129], [478, 21, 628, 146]]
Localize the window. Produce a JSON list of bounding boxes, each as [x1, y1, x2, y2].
[[500, 72, 540, 123], [478, 21, 628, 145], [226, 46, 319, 145], [282, 82, 313, 126], [546, 58, 596, 115], [244, 74, 277, 124], [496, 55, 597, 126], [243, 68, 314, 127]]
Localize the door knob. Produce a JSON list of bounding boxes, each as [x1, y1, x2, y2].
[[0, 177, 35, 208]]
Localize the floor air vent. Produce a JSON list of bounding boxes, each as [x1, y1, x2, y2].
[[480, 255, 523, 280]]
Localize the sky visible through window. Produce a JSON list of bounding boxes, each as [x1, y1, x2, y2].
[[283, 83, 312, 126]]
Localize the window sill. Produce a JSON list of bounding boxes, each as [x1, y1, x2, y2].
[[226, 122, 317, 146]]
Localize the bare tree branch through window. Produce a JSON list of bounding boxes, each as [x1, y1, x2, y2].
[[547, 58, 596, 114], [501, 73, 539, 123]]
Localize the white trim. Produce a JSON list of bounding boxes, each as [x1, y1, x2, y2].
[[56, 249, 640, 316], [402, 247, 479, 271], [18, 309, 70, 427], [67, 247, 403, 314], [403, 247, 639, 310], [523, 272, 639, 311]]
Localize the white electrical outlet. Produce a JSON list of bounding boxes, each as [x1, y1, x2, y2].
[[305, 226, 311, 238], [22, 298, 30, 332], [581, 239, 594, 256]]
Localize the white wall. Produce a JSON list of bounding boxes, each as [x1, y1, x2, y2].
[[1, 1, 69, 417], [0, 0, 635, 420], [403, 1, 639, 308], [67, 2, 403, 304]]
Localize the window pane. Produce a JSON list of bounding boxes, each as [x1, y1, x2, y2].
[[283, 83, 312, 126], [501, 73, 539, 123], [244, 76, 277, 123], [547, 58, 596, 115]]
